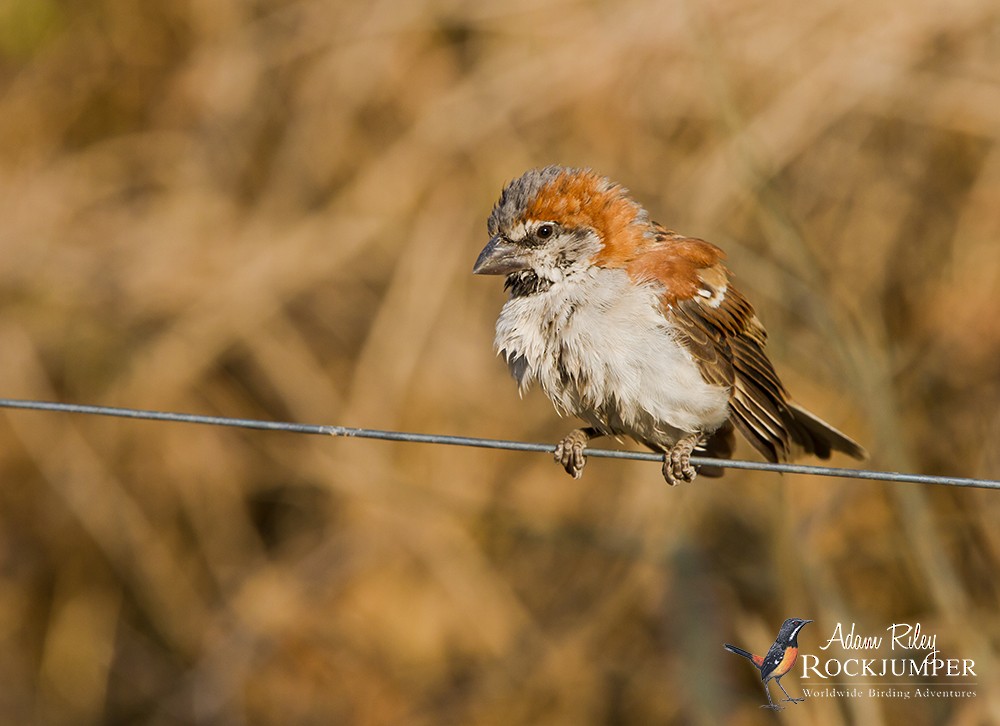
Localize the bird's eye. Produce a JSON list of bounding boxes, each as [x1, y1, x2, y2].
[[536, 223, 554, 240]]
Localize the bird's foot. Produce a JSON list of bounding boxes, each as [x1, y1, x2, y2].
[[662, 433, 701, 485], [782, 697, 806, 704], [554, 427, 596, 479], [760, 704, 784, 711]]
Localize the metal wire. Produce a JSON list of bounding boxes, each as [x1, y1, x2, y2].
[[1, 397, 997, 490]]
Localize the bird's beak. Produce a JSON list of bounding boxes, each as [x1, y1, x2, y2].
[[473, 235, 529, 275]]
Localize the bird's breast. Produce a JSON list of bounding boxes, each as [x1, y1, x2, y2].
[[494, 268, 730, 442]]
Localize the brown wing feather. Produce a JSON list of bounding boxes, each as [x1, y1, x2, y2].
[[627, 227, 865, 463]]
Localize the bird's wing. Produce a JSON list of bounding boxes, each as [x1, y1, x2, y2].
[[626, 227, 802, 463], [759, 642, 789, 681]]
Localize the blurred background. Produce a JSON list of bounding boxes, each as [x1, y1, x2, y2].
[[0, 0, 998, 723]]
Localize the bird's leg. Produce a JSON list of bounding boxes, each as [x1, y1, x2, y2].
[[554, 427, 602, 479], [760, 681, 782, 711], [776, 678, 805, 704], [662, 432, 703, 485]]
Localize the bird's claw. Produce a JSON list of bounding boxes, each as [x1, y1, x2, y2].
[[662, 434, 700, 485], [554, 429, 591, 479]]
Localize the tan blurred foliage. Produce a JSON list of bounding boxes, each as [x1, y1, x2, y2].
[[0, 0, 999, 723]]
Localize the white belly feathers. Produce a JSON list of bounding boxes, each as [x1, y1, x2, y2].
[[494, 267, 730, 445]]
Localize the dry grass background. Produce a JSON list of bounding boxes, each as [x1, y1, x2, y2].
[[0, 0, 998, 723]]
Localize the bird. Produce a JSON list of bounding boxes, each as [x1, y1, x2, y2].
[[473, 166, 866, 485], [724, 618, 812, 710]]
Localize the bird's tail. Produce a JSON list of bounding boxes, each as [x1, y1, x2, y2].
[[723, 643, 755, 661], [788, 403, 867, 461]]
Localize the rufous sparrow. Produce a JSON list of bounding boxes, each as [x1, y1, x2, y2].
[[474, 166, 866, 485]]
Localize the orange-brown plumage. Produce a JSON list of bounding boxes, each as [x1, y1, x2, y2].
[[623, 230, 727, 307], [526, 169, 648, 267], [774, 646, 799, 677]]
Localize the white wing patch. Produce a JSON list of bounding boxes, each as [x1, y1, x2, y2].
[[697, 282, 727, 308]]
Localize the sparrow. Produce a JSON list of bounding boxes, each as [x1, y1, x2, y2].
[[473, 166, 866, 485]]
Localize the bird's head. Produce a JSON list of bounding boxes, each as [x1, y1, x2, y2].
[[778, 618, 813, 646], [473, 166, 651, 294]]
